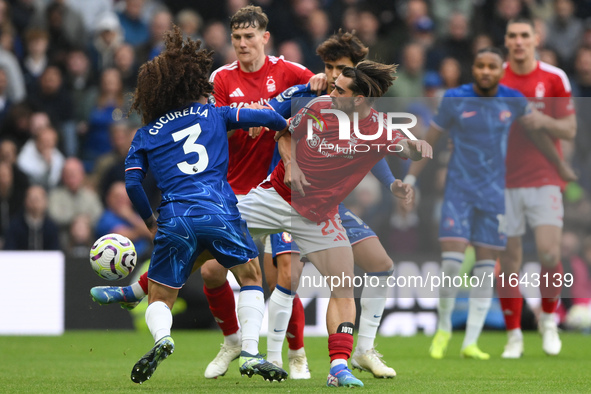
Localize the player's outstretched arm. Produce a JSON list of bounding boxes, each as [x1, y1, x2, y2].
[[520, 111, 578, 182], [397, 139, 433, 161], [520, 111, 576, 141]]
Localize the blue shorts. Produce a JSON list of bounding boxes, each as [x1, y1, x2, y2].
[[338, 203, 377, 245], [439, 191, 506, 249], [149, 214, 258, 288], [270, 232, 300, 259]]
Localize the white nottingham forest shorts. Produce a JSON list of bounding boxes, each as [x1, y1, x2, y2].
[[237, 185, 351, 255], [504, 185, 564, 237]]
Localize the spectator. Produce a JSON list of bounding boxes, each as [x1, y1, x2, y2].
[[64, 47, 97, 134], [29, 0, 86, 51], [439, 57, 463, 89], [0, 160, 27, 248], [438, 12, 472, 81], [298, 8, 330, 72], [88, 12, 123, 73], [135, 9, 172, 65], [65, 0, 113, 35], [202, 20, 230, 71], [176, 8, 202, 42], [21, 28, 50, 94], [0, 26, 26, 102], [0, 102, 32, 149], [16, 125, 65, 189], [481, 0, 528, 46], [113, 43, 137, 93], [385, 42, 425, 98], [67, 213, 94, 257], [432, 0, 475, 36], [48, 157, 103, 234], [117, 0, 150, 47], [3, 184, 60, 250], [79, 67, 125, 172], [95, 122, 159, 208], [27, 65, 76, 156], [277, 40, 305, 64], [89, 121, 134, 192], [0, 138, 29, 202], [95, 181, 152, 257], [545, 0, 582, 74], [0, 66, 10, 123]]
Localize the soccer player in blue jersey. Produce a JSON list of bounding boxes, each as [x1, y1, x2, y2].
[[405, 47, 545, 360], [123, 26, 289, 383]]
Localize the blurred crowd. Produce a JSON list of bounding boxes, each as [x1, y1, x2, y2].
[[0, 0, 591, 313]]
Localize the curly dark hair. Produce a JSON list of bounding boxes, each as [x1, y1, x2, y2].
[[316, 29, 369, 65], [341, 60, 397, 101], [130, 25, 214, 125]]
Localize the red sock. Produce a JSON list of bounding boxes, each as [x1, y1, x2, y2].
[[203, 281, 239, 336], [328, 332, 354, 362], [287, 294, 305, 350], [138, 271, 149, 294], [540, 262, 563, 314], [497, 276, 523, 330]]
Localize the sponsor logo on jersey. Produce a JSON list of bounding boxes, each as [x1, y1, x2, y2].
[[229, 87, 245, 97], [461, 110, 477, 119]]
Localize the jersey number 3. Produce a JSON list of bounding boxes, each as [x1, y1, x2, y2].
[[172, 124, 209, 175]]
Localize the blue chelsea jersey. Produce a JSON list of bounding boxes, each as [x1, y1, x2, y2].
[[125, 102, 287, 220], [432, 83, 530, 209]]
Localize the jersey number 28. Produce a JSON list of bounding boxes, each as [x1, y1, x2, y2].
[[172, 124, 209, 175]]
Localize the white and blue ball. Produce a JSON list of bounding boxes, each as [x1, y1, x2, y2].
[[89, 233, 137, 280]]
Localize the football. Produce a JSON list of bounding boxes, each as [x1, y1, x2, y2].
[[89, 233, 137, 280]]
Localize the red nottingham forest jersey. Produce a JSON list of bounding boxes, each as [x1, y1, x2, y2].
[[501, 61, 575, 189], [268, 96, 408, 222], [209, 56, 314, 195]]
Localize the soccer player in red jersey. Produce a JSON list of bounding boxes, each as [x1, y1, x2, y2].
[[237, 60, 431, 387], [498, 17, 577, 358], [200, 6, 316, 379]]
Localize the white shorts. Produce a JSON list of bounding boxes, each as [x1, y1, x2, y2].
[[505, 185, 564, 237], [237, 186, 351, 255]]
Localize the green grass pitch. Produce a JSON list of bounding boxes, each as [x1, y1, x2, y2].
[[1, 330, 589, 392]]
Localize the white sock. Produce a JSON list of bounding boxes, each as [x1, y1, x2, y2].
[[145, 301, 172, 343], [462, 260, 495, 349], [437, 251, 464, 333], [237, 287, 265, 355], [508, 327, 523, 341], [130, 282, 146, 299], [267, 286, 294, 363], [224, 332, 241, 347], [356, 273, 389, 353], [330, 358, 347, 369], [539, 311, 555, 325]]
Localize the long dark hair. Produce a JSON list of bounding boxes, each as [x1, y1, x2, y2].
[[129, 25, 214, 124]]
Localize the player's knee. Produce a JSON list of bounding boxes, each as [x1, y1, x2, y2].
[[232, 259, 262, 287], [201, 260, 227, 288], [538, 246, 560, 268]]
